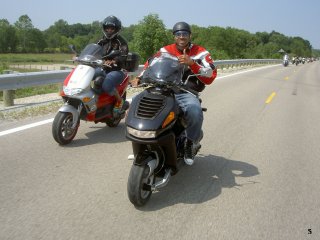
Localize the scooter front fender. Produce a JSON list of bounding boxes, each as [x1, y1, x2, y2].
[[58, 104, 80, 128]]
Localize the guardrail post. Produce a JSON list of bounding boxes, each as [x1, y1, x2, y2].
[[3, 90, 15, 107]]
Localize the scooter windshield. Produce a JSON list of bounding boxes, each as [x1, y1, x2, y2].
[[143, 53, 184, 86], [77, 43, 103, 62]]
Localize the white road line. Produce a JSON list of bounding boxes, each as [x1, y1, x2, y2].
[[0, 64, 279, 137], [0, 118, 54, 136]]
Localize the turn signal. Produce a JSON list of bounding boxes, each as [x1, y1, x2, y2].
[[82, 97, 91, 103], [162, 112, 175, 129]]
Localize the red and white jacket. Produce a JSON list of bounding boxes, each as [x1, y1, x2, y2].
[[140, 43, 217, 87]]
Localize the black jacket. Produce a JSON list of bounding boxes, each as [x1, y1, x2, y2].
[[97, 35, 129, 71]]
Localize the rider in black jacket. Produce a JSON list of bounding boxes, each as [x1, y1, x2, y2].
[[95, 15, 129, 114]]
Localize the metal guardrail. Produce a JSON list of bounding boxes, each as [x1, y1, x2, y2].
[[215, 59, 281, 66], [0, 59, 281, 90], [0, 59, 281, 106], [0, 70, 73, 90]]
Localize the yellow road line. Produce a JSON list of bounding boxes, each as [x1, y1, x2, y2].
[[284, 76, 289, 80], [265, 92, 276, 104]]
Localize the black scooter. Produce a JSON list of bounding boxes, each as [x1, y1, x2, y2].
[[125, 52, 206, 207]]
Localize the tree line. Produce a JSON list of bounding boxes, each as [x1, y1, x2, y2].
[[1, 14, 319, 62]]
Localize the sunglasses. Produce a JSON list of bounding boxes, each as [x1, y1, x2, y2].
[[174, 31, 190, 38]]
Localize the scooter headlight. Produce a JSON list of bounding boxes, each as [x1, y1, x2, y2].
[[63, 86, 84, 96], [127, 126, 157, 139]]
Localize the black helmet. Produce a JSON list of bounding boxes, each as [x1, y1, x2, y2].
[[102, 15, 122, 39], [172, 22, 191, 34]]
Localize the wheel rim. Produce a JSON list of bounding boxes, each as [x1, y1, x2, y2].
[[61, 114, 76, 140]]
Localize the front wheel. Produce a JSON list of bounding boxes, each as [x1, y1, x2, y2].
[[127, 164, 154, 207], [52, 112, 79, 145]]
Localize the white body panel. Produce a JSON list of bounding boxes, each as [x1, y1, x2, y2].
[[67, 64, 95, 89]]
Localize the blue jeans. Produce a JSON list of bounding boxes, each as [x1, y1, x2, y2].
[[94, 68, 125, 96], [175, 92, 203, 143]]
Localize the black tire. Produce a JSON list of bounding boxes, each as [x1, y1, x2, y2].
[[106, 118, 121, 127], [127, 164, 154, 207], [52, 112, 79, 145]]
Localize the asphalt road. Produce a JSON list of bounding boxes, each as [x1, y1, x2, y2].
[[1, 62, 320, 240]]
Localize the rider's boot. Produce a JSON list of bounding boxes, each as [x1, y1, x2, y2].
[[184, 139, 195, 166]]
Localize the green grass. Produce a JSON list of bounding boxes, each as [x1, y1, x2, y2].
[[0, 83, 61, 99], [0, 53, 74, 64], [16, 84, 61, 98]]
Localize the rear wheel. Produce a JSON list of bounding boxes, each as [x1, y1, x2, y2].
[[127, 164, 154, 207], [52, 112, 79, 145], [106, 118, 121, 127]]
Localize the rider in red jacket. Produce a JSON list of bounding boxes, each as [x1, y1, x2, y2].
[[140, 38, 217, 91], [133, 22, 217, 165]]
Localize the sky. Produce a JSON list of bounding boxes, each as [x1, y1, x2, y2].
[[1, 0, 320, 49]]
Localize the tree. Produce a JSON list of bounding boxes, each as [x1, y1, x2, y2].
[[28, 28, 47, 52], [132, 14, 170, 62], [0, 19, 18, 52], [290, 37, 311, 57], [45, 19, 69, 36], [44, 20, 101, 52], [14, 15, 34, 51], [121, 24, 136, 43], [268, 31, 291, 53], [312, 49, 320, 58], [255, 32, 270, 45], [87, 21, 102, 43], [2, 14, 315, 58]]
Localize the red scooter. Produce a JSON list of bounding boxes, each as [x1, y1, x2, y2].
[[52, 43, 139, 145]]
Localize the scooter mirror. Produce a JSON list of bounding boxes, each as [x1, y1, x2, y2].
[[69, 45, 77, 55]]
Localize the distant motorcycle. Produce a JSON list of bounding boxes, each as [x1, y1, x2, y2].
[[293, 57, 300, 66], [283, 59, 289, 67], [52, 43, 139, 145], [283, 54, 289, 67]]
